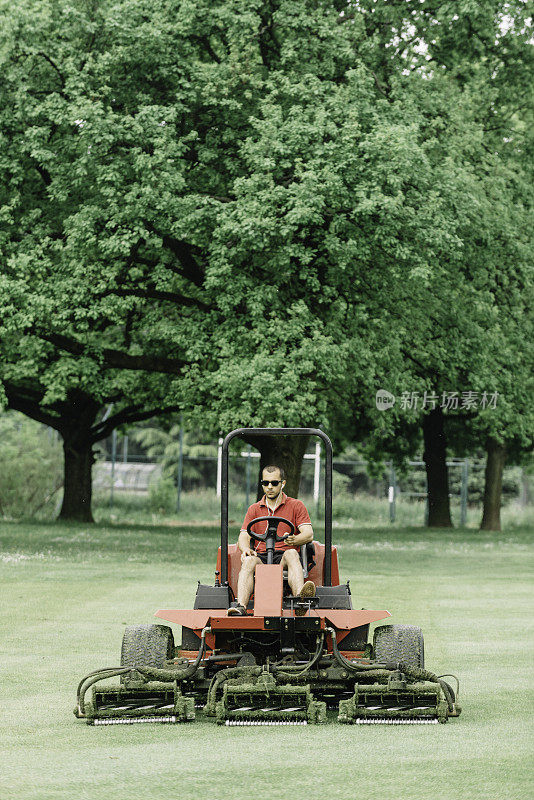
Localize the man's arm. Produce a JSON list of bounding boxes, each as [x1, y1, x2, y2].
[[285, 523, 313, 547], [237, 529, 255, 560]]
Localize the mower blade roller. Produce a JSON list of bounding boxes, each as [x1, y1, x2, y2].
[[74, 428, 461, 728], [338, 679, 450, 724], [84, 682, 195, 725], [215, 673, 326, 725]]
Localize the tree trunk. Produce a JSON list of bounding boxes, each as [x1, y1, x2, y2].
[[58, 434, 95, 522], [480, 438, 506, 531], [423, 407, 453, 527], [242, 433, 310, 500]]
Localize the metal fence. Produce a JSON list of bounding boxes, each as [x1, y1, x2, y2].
[[94, 432, 530, 522]]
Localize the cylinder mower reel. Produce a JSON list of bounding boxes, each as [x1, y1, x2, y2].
[[74, 428, 462, 727]]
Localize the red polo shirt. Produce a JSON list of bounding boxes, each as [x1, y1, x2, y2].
[[241, 493, 312, 553]]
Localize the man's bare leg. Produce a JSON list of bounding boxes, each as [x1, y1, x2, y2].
[[281, 549, 315, 607], [235, 555, 261, 608], [281, 549, 305, 595]]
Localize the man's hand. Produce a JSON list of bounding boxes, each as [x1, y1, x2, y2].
[[285, 526, 313, 547], [241, 547, 256, 563]]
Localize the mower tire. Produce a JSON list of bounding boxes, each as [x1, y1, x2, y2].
[[120, 624, 175, 679], [373, 624, 424, 668]]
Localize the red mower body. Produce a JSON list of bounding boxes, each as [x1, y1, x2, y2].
[[156, 542, 391, 659]]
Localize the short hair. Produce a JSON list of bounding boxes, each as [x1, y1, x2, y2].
[[263, 464, 286, 481]]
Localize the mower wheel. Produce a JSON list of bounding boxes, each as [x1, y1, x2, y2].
[[120, 624, 175, 679], [373, 624, 424, 668]]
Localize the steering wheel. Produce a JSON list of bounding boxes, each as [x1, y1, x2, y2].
[[246, 516, 296, 565], [246, 515, 296, 543]]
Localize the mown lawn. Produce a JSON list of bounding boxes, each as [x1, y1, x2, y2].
[[1, 519, 532, 800]]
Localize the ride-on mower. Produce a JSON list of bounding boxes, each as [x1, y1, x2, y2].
[[75, 428, 461, 726]]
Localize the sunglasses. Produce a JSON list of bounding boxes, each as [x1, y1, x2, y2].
[[261, 480, 282, 487]]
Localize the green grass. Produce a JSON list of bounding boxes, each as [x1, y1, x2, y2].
[[1, 518, 533, 800]]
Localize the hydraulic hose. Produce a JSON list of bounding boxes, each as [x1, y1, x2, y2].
[[76, 667, 126, 705], [438, 673, 460, 702], [395, 664, 456, 713], [326, 627, 457, 713], [273, 633, 325, 679], [75, 626, 210, 718], [75, 668, 133, 717], [205, 666, 262, 716], [327, 627, 391, 673]]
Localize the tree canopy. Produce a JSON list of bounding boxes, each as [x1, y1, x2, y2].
[[0, 0, 532, 522]]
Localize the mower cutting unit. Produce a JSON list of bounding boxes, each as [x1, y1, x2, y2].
[[75, 428, 461, 727]]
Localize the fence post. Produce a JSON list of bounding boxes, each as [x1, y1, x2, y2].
[[460, 458, 469, 526], [520, 467, 531, 507], [245, 444, 252, 508], [314, 440, 321, 512], [425, 472, 428, 526], [216, 436, 223, 498], [123, 435, 128, 463], [176, 416, 184, 513], [388, 463, 396, 523], [110, 428, 117, 507]]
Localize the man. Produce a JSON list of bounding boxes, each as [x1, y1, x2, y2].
[[227, 464, 316, 616]]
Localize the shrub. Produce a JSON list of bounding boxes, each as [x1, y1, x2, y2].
[[0, 412, 63, 519], [148, 476, 176, 514]]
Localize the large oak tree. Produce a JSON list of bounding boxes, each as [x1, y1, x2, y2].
[[1, 0, 531, 525]]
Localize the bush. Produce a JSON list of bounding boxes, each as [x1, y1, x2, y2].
[[0, 412, 63, 519], [148, 476, 176, 514]]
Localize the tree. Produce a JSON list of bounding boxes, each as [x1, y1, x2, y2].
[[0, 0, 418, 505], [2, 0, 530, 525], [0, 0, 363, 512], [0, 0, 215, 519], [341, 0, 534, 528]]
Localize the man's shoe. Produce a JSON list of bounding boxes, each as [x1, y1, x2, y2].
[[227, 602, 246, 616], [294, 581, 316, 616], [299, 580, 316, 599]]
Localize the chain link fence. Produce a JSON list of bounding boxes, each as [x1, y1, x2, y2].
[[94, 435, 532, 524]]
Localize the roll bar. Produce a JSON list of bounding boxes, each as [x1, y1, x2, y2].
[[220, 428, 333, 586]]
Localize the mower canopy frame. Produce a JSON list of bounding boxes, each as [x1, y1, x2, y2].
[[220, 428, 333, 587]]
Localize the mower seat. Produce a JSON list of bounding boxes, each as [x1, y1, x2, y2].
[[307, 542, 340, 586]]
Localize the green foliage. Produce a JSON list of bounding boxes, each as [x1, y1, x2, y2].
[[0, 0, 531, 519], [148, 476, 176, 515], [134, 423, 217, 482], [0, 411, 62, 518], [349, 0, 534, 461], [395, 461, 523, 506]]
